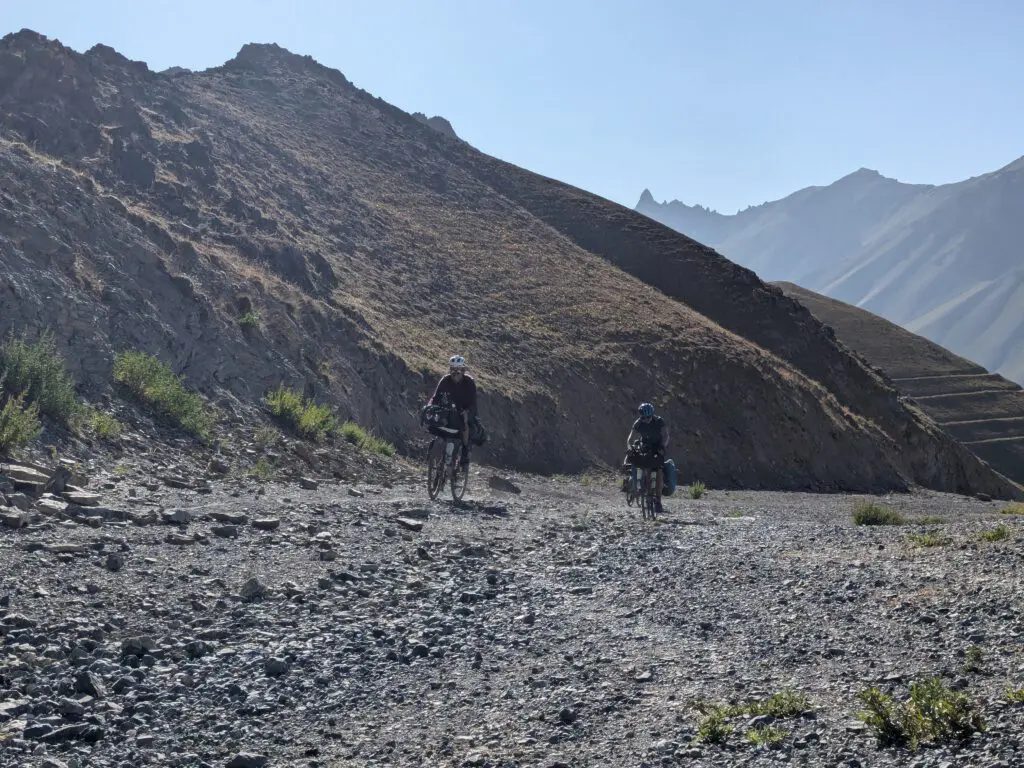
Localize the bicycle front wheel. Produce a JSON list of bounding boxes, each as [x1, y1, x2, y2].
[[451, 452, 468, 501], [427, 439, 445, 500]]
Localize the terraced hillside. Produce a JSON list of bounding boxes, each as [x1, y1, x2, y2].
[[777, 282, 1024, 485], [0, 29, 1019, 497]]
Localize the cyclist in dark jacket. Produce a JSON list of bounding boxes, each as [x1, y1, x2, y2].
[[428, 355, 477, 467], [624, 402, 670, 514]]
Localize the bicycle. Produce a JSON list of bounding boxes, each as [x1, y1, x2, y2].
[[422, 404, 469, 501], [625, 439, 660, 520]]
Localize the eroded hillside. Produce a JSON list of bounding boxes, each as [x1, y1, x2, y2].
[[0, 30, 1019, 497]]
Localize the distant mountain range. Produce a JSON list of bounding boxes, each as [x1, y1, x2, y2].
[[635, 157, 1024, 386]]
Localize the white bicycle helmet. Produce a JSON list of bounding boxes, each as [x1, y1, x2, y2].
[[449, 355, 467, 371]]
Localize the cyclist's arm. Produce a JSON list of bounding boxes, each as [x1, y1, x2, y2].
[[626, 428, 638, 450], [428, 375, 448, 406]]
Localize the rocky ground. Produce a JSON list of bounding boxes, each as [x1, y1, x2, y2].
[[2, 447, 1024, 768]]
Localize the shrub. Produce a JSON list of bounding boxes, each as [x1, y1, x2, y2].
[[1006, 687, 1024, 704], [0, 329, 79, 424], [695, 706, 732, 744], [1000, 503, 1024, 516], [962, 646, 986, 675], [979, 524, 1011, 542], [253, 425, 281, 449], [88, 409, 123, 441], [689, 481, 706, 499], [340, 420, 396, 457], [746, 724, 788, 748], [745, 690, 809, 718], [0, 391, 42, 454], [238, 311, 261, 329], [265, 386, 337, 442], [857, 677, 985, 750], [113, 350, 216, 439], [853, 502, 906, 526], [248, 457, 272, 482]]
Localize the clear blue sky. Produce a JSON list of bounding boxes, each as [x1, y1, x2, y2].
[[5, 0, 1023, 213]]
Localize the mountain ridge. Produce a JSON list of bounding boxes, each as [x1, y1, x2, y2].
[[636, 154, 1024, 385], [1, 29, 1019, 497]]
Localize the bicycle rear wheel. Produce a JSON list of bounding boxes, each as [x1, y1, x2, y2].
[[427, 438, 445, 500]]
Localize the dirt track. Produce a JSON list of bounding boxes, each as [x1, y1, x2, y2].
[[2, 465, 1023, 768]]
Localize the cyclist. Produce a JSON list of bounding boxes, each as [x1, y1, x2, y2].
[[427, 355, 477, 468], [624, 402, 670, 515]]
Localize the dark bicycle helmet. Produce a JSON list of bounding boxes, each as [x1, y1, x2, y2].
[[638, 402, 654, 418]]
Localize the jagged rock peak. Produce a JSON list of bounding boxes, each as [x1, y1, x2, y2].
[[223, 42, 351, 87], [637, 188, 656, 206], [412, 112, 458, 140], [85, 43, 151, 74]]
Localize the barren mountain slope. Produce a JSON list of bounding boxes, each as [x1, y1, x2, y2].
[[636, 161, 1024, 386], [0, 30, 1018, 497], [777, 282, 1024, 486]]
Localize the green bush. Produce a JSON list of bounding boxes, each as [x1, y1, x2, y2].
[[265, 386, 337, 442], [248, 456, 272, 482], [853, 502, 906, 526], [745, 690, 809, 718], [695, 706, 733, 744], [857, 678, 985, 750], [0, 329, 79, 424], [979, 524, 1011, 542], [340, 420, 396, 457], [0, 391, 43, 454], [1000, 503, 1024, 516], [746, 724, 788, 748], [88, 410, 123, 440], [238, 311, 261, 329], [1006, 687, 1024, 704], [689, 481, 707, 499], [113, 351, 216, 439], [253, 425, 281, 449]]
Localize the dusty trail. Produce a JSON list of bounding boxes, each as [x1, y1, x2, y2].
[[2, 465, 1023, 768]]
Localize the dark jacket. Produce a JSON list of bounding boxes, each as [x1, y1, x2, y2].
[[429, 372, 477, 415]]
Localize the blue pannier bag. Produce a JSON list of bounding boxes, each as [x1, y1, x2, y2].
[[662, 458, 678, 497]]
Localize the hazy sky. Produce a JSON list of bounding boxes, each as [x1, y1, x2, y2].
[[5, 0, 1023, 213]]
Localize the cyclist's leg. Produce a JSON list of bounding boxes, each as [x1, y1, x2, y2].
[[459, 412, 470, 467]]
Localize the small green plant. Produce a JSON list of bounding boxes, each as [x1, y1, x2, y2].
[[85, 408, 123, 440], [253, 425, 281, 449], [857, 677, 985, 750], [746, 724, 788, 748], [979, 524, 1011, 542], [1005, 687, 1024, 704], [745, 690, 809, 718], [0, 391, 43, 454], [1000, 503, 1024, 516], [0, 329, 80, 424], [726, 509, 745, 518], [907, 532, 951, 548], [248, 457, 272, 482], [695, 706, 733, 744], [113, 463, 129, 476], [113, 351, 216, 439], [962, 646, 986, 675], [340, 420, 396, 457], [238, 310, 261, 329], [853, 502, 906, 526], [265, 386, 337, 442], [688, 481, 706, 499], [917, 515, 947, 524]]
